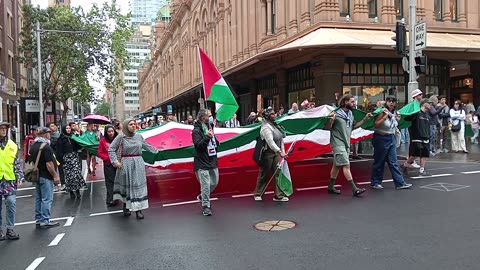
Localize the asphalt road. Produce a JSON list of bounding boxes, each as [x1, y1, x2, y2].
[[2, 159, 480, 270]]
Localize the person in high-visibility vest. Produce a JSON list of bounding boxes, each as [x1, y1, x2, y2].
[[0, 121, 24, 240]]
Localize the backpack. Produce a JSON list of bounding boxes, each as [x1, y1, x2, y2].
[[252, 136, 266, 165], [24, 142, 47, 183]]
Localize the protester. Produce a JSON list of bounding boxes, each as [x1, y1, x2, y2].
[[147, 119, 155, 127], [470, 112, 479, 144], [436, 96, 450, 153], [56, 125, 86, 199], [449, 100, 468, 153], [246, 112, 257, 125], [166, 112, 175, 122], [108, 119, 158, 219], [370, 97, 412, 190], [325, 94, 371, 196], [185, 115, 195, 125], [47, 122, 63, 192], [426, 95, 443, 155], [224, 113, 240, 128], [84, 123, 98, 176], [23, 126, 38, 160], [288, 103, 299, 115], [403, 89, 424, 169], [253, 107, 289, 202], [465, 100, 475, 114], [402, 99, 433, 176], [0, 122, 24, 240], [29, 127, 60, 228], [113, 119, 123, 135], [97, 125, 119, 207], [192, 109, 220, 216], [277, 106, 285, 117]]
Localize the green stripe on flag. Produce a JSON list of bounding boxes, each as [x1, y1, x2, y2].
[[278, 160, 293, 196]]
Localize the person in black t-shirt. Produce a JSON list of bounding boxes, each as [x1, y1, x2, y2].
[[402, 99, 433, 176], [28, 127, 60, 229]]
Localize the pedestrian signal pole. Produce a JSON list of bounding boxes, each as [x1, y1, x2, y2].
[[408, 0, 419, 96]]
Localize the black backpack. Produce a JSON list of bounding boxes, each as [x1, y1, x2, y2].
[[252, 136, 266, 165]]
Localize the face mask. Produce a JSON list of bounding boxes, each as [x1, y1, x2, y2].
[[208, 116, 214, 124]]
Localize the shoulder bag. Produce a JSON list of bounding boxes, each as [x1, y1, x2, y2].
[[24, 142, 47, 183]]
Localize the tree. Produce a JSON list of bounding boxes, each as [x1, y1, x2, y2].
[[18, 1, 133, 123], [94, 100, 111, 116]]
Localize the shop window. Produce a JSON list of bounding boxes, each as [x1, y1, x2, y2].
[[434, 0, 442, 20], [339, 0, 350, 16], [287, 64, 314, 106], [367, 0, 377, 18], [395, 0, 403, 18]]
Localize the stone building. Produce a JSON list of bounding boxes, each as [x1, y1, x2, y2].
[[138, 0, 480, 123]]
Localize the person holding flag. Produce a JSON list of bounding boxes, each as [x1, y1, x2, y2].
[[254, 107, 289, 202], [325, 94, 371, 196]]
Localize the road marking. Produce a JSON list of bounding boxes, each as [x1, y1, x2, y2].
[[232, 193, 254, 198], [420, 183, 470, 192], [25, 257, 45, 270], [18, 187, 36, 191], [357, 180, 393, 185], [64, 217, 74, 227], [411, 173, 453, 179], [428, 167, 454, 171], [350, 159, 371, 163], [89, 210, 123, 217], [162, 198, 218, 207], [48, 233, 65, 246], [296, 185, 341, 191], [15, 216, 70, 226], [87, 179, 105, 183], [462, 171, 480, 174], [17, 195, 32, 199]]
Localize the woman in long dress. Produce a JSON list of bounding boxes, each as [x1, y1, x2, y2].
[[97, 125, 118, 207], [108, 119, 158, 219], [56, 125, 86, 199]]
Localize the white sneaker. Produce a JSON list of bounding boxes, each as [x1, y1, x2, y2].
[[370, 184, 384, 190], [273, 197, 289, 202], [254, 196, 262, 201]]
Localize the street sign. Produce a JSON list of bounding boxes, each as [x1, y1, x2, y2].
[[414, 22, 426, 51]]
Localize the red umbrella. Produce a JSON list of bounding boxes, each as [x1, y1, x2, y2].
[[82, 114, 111, 124]]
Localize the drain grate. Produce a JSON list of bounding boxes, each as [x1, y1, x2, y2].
[[254, 220, 296, 231]]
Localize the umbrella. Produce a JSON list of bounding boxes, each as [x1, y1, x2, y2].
[[82, 114, 111, 125]]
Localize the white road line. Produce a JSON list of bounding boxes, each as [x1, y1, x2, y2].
[[411, 173, 453, 179], [87, 179, 105, 183], [264, 191, 274, 195], [89, 210, 123, 217], [15, 216, 70, 226], [462, 171, 480, 174], [64, 217, 74, 227], [162, 198, 218, 207], [357, 180, 393, 185], [17, 187, 36, 191], [25, 257, 45, 270], [16, 195, 32, 199], [48, 233, 65, 246], [296, 185, 341, 191], [232, 193, 254, 198]]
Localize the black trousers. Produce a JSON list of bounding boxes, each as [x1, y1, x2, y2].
[[58, 164, 65, 185], [104, 163, 116, 203]]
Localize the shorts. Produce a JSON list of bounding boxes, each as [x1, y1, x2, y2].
[[332, 146, 350, 166], [409, 142, 430, 158]]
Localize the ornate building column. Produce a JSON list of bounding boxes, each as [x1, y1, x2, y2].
[[260, 0, 267, 38], [353, 0, 369, 23], [218, 11, 226, 70], [276, 0, 287, 41], [242, 0, 249, 59], [266, 0, 273, 35], [299, 0, 311, 31], [381, 0, 396, 24], [287, 0, 298, 36], [458, 0, 467, 26], [442, 0, 451, 24]]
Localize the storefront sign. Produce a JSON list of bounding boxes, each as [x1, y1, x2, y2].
[[25, 99, 53, 113]]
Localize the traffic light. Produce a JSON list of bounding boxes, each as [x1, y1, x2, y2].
[[391, 22, 406, 56], [415, 55, 427, 75]]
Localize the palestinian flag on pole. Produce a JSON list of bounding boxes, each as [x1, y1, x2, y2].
[[278, 159, 293, 196], [198, 47, 238, 122]]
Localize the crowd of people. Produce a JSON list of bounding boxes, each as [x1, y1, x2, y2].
[[1, 89, 479, 239]]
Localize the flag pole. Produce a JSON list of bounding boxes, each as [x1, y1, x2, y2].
[[196, 46, 208, 110]]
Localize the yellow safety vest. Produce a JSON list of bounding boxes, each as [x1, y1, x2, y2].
[[0, 140, 18, 181]]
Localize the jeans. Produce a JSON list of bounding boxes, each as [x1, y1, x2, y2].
[[35, 177, 54, 225], [195, 168, 219, 208], [429, 125, 437, 152], [436, 125, 448, 150], [0, 194, 16, 230], [371, 133, 406, 187], [400, 128, 409, 143]]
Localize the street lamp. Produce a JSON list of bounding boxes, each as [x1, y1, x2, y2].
[[36, 21, 84, 127]]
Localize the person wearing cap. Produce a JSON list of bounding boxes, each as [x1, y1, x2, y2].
[[325, 94, 371, 196], [23, 125, 38, 160], [0, 122, 24, 240], [254, 107, 290, 202], [166, 112, 175, 122], [28, 127, 60, 228], [402, 89, 424, 169], [402, 99, 433, 176]]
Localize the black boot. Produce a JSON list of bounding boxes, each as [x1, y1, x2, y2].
[[6, 229, 19, 240], [75, 190, 81, 199], [123, 203, 131, 216], [70, 191, 76, 199], [136, 210, 144, 219]]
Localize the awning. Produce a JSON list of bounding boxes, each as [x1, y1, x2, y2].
[[270, 28, 480, 53]]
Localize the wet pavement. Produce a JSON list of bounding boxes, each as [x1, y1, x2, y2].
[[2, 155, 480, 270]]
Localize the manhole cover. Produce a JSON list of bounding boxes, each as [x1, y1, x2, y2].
[[254, 220, 296, 231]]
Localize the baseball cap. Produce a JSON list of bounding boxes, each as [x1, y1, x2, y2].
[[30, 125, 39, 130], [411, 89, 423, 98], [419, 98, 430, 106], [0, 121, 10, 128], [37, 127, 52, 135]]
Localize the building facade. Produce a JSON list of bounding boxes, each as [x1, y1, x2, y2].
[[138, 0, 480, 123], [130, 0, 170, 26], [48, 0, 71, 7]]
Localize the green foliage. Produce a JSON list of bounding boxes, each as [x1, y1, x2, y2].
[[94, 100, 111, 116], [18, 1, 134, 110]]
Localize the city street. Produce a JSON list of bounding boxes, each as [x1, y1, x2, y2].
[[2, 153, 480, 270]]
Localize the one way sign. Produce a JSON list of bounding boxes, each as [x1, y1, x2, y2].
[[414, 22, 427, 51]]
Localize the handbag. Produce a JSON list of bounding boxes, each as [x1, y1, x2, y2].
[[252, 136, 266, 165], [451, 121, 461, 132], [24, 142, 47, 183]]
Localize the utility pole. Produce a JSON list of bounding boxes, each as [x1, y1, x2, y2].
[[408, 0, 418, 96], [37, 21, 44, 127]]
